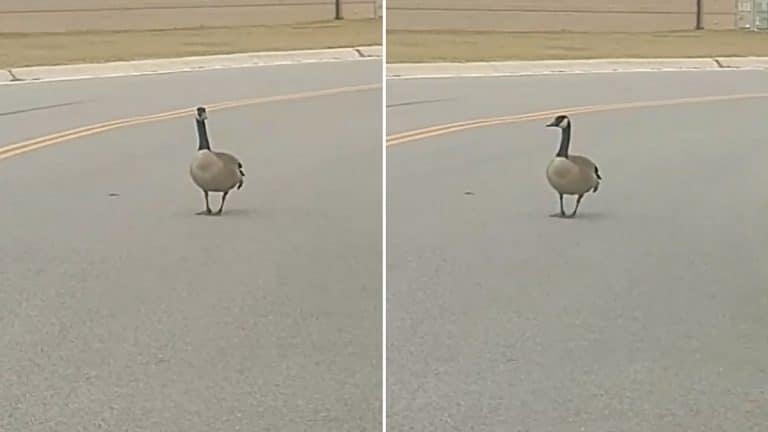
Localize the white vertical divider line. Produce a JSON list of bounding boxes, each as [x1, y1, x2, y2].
[[381, 0, 388, 430]]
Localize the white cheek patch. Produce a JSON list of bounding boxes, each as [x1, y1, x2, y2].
[[560, 118, 570, 128]]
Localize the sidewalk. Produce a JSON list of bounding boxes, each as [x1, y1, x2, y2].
[[387, 57, 768, 78], [0, 46, 382, 83]]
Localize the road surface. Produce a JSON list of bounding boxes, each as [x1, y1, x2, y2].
[[387, 70, 768, 431], [0, 60, 381, 431]]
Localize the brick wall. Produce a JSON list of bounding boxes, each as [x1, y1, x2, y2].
[[388, 0, 737, 32], [0, 0, 379, 33]]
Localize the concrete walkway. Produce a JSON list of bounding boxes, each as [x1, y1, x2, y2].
[[0, 46, 382, 83], [387, 57, 768, 79]]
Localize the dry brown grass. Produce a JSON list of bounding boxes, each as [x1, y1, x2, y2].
[[0, 19, 381, 68], [387, 30, 768, 63]]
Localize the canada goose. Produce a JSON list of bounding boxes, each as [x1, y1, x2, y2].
[[189, 106, 244, 215], [545, 115, 601, 218]]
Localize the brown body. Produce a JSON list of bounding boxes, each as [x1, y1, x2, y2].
[[546, 155, 599, 196], [190, 150, 244, 193]]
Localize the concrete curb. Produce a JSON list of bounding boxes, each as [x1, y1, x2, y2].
[[387, 57, 768, 78], [2, 46, 381, 83], [715, 56, 768, 68], [355, 46, 383, 58]]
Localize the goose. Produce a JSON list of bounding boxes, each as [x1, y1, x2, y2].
[[545, 115, 601, 218], [189, 106, 244, 215]]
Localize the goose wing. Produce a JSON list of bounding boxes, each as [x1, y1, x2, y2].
[[569, 155, 596, 171], [570, 154, 601, 191], [213, 151, 245, 189], [214, 151, 244, 174], [570, 155, 600, 177], [213, 151, 241, 167]]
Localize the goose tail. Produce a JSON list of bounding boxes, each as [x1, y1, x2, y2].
[[592, 165, 601, 193], [237, 162, 245, 189]]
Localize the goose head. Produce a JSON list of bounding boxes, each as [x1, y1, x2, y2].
[[195, 106, 208, 121], [546, 115, 570, 129], [195, 106, 211, 151]]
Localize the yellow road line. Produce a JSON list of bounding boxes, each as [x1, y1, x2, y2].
[[386, 92, 768, 147], [0, 83, 380, 161]]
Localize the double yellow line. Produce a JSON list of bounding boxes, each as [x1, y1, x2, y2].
[[386, 92, 768, 147], [3, 86, 763, 159], [0, 83, 380, 162]]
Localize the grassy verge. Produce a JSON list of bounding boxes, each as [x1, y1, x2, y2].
[[387, 30, 768, 63], [0, 19, 381, 69]]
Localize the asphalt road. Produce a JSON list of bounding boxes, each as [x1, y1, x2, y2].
[[387, 70, 768, 431], [0, 60, 381, 431]]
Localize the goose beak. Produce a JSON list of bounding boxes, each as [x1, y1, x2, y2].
[[545, 121, 557, 127]]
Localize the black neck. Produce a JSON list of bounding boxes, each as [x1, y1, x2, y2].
[[556, 124, 571, 158], [196, 118, 210, 151]]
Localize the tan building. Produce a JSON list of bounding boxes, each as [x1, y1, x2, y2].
[[388, 0, 742, 32], [0, 0, 379, 33]]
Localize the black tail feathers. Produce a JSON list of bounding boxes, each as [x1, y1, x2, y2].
[[592, 166, 602, 193], [237, 162, 245, 189]]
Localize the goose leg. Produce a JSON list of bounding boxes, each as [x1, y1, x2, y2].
[[196, 191, 213, 215], [550, 193, 567, 218], [568, 194, 585, 218], [213, 191, 229, 215], [559, 193, 566, 217]]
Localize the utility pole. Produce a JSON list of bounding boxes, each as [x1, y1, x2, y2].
[[335, 0, 343, 20], [696, 0, 703, 29]]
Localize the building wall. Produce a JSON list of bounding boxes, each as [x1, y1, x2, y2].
[[388, 0, 737, 32], [0, 0, 378, 33]]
